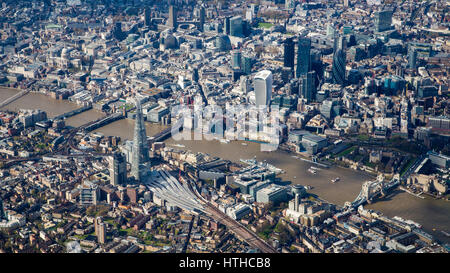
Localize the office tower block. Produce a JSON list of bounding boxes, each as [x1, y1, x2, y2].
[[336, 35, 346, 51], [199, 6, 205, 32], [408, 46, 417, 70], [284, 37, 295, 69], [320, 100, 333, 120], [192, 66, 199, 82], [374, 10, 392, 32], [224, 17, 231, 35], [286, 0, 296, 9], [0, 199, 4, 219], [254, 70, 273, 107], [241, 55, 253, 75], [168, 5, 177, 29], [230, 16, 243, 37], [109, 151, 127, 186], [216, 34, 231, 51], [113, 22, 125, 41], [232, 50, 242, 69], [80, 180, 99, 206], [296, 37, 311, 78], [281, 67, 293, 84], [144, 8, 151, 26], [242, 20, 251, 37], [240, 75, 250, 94], [131, 98, 150, 182], [320, 99, 340, 120], [332, 36, 346, 86], [332, 50, 346, 86], [327, 24, 335, 37], [299, 71, 316, 102]]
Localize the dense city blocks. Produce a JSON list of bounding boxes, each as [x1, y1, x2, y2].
[[0, 0, 449, 256]]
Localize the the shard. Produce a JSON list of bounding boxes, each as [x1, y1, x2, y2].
[[131, 98, 150, 182]]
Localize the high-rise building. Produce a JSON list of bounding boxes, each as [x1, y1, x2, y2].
[[284, 37, 295, 69], [0, 199, 4, 220], [408, 46, 417, 70], [332, 36, 346, 86], [286, 0, 296, 9], [80, 180, 99, 206], [168, 5, 177, 29], [254, 70, 273, 107], [230, 16, 243, 37], [131, 98, 150, 182], [281, 67, 293, 84], [216, 34, 231, 51], [192, 66, 199, 82], [241, 55, 253, 75], [98, 222, 106, 244], [113, 22, 125, 41], [224, 17, 231, 35], [232, 50, 242, 69], [144, 8, 151, 26], [299, 71, 316, 102], [374, 10, 392, 32], [296, 37, 311, 78], [109, 151, 127, 186], [320, 99, 341, 120], [239, 75, 250, 94], [94, 216, 101, 235], [320, 100, 334, 120], [95, 217, 106, 244], [199, 6, 205, 32], [326, 24, 335, 37]]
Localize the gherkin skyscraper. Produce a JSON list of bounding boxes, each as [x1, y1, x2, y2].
[[332, 35, 346, 86], [131, 98, 150, 182]]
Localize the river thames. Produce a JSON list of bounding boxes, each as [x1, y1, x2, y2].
[[1, 88, 449, 244]]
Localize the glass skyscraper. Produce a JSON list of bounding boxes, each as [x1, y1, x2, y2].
[[242, 55, 253, 75], [296, 37, 311, 78], [131, 98, 150, 182], [408, 46, 417, 70], [332, 36, 346, 86], [232, 50, 242, 70], [230, 16, 243, 37], [254, 70, 273, 107], [0, 199, 4, 219], [374, 10, 392, 32], [199, 6, 205, 32], [299, 71, 316, 102], [109, 151, 127, 186], [284, 37, 295, 69]]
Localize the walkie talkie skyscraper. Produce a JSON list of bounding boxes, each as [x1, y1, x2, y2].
[[131, 98, 150, 182]]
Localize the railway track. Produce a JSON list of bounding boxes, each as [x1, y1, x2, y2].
[[185, 179, 277, 253]]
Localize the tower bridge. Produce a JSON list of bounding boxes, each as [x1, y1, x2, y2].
[[346, 174, 400, 208]]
